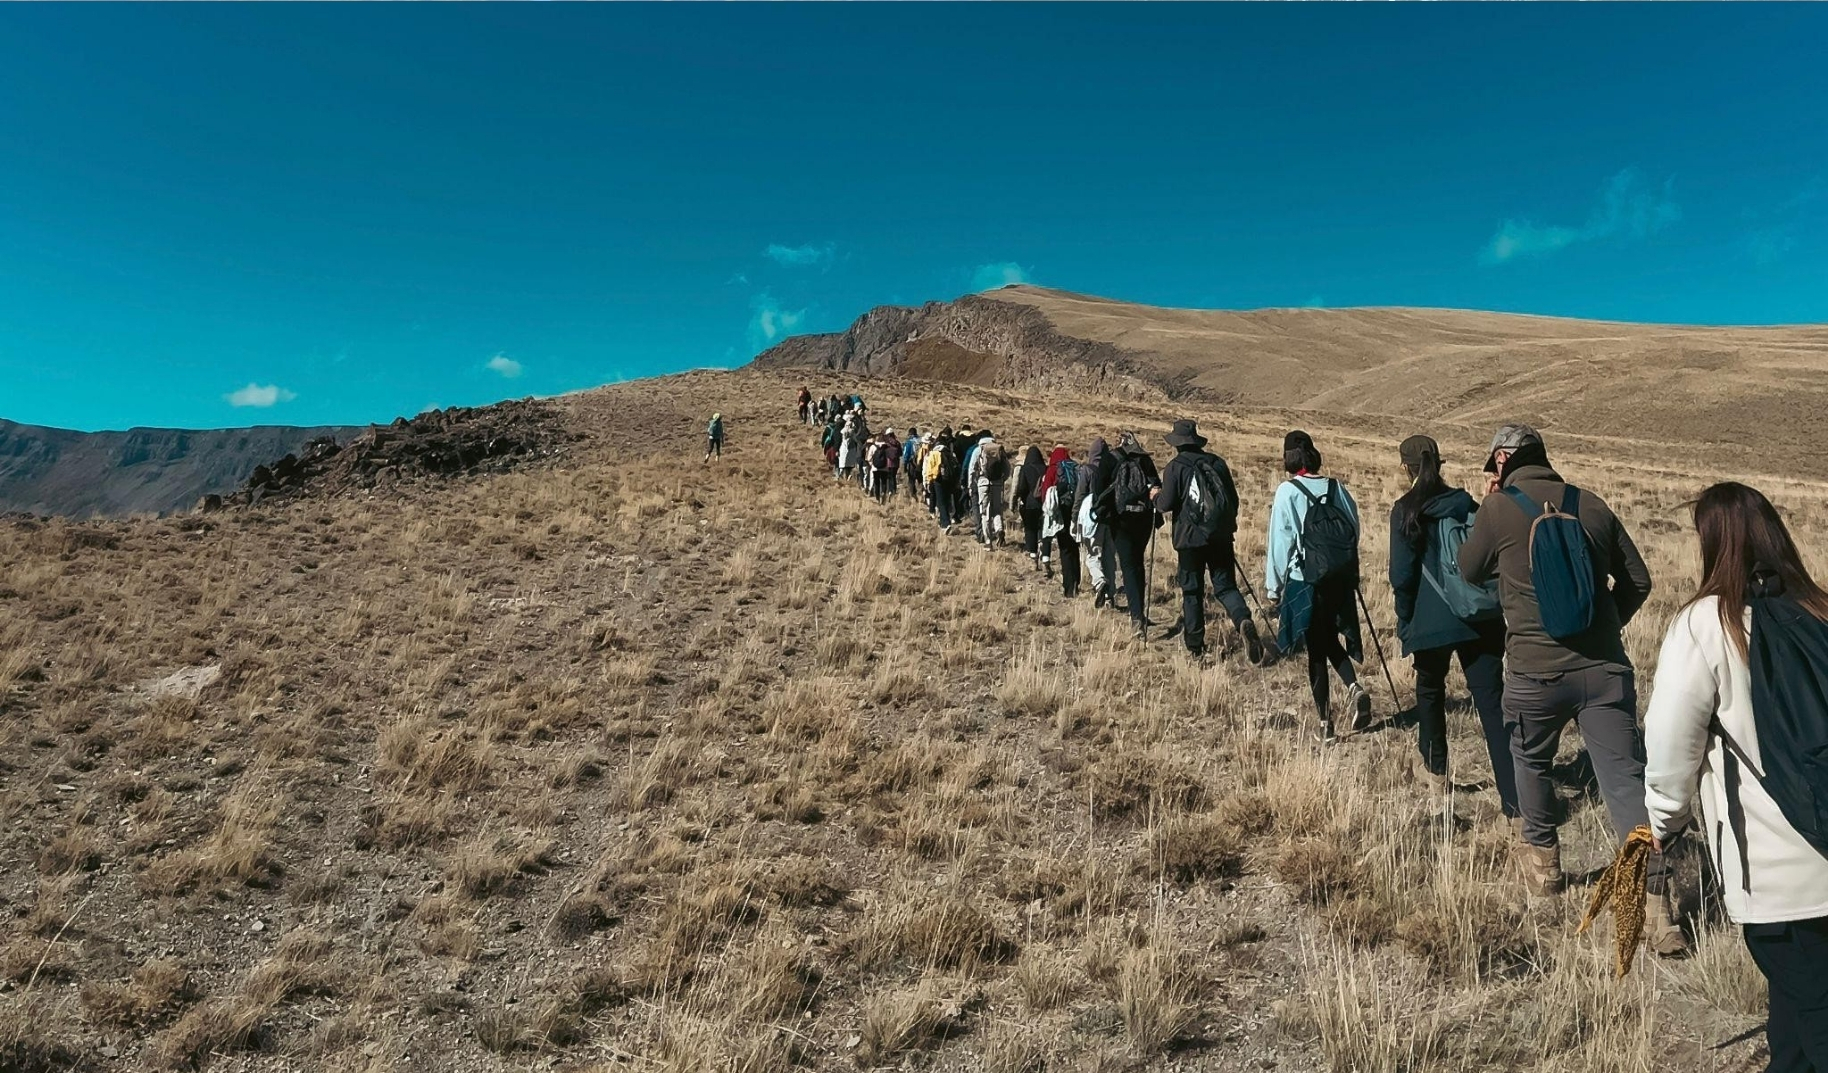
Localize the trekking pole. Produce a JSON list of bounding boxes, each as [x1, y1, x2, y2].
[[1354, 583, 1407, 713], [1144, 522, 1155, 639]]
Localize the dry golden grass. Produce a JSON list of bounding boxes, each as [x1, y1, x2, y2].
[[0, 366, 1815, 1070]]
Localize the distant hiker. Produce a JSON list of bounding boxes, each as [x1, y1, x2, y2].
[[970, 432, 1011, 548], [1152, 419, 1262, 663], [1457, 425, 1675, 947], [1644, 482, 1828, 1052], [1012, 445, 1047, 564], [1267, 430, 1367, 741], [956, 427, 984, 530], [1100, 431, 1161, 637], [797, 386, 812, 424], [1040, 445, 1081, 596], [925, 427, 958, 532], [870, 430, 901, 503], [837, 411, 864, 482], [902, 427, 923, 501], [1075, 437, 1116, 605], [704, 413, 725, 462], [1388, 435, 1516, 812]]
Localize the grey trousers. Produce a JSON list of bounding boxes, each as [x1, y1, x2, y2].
[[1505, 663, 1670, 883]]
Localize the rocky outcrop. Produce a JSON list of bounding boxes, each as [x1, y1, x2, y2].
[[751, 291, 1179, 402], [224, 398, 579, 507], [0, 419, 358, 518]]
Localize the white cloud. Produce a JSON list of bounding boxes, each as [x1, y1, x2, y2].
[[224, 382, 296, 408], [764, 242, 835, 267], [970, 262, 1033, 291], [1481, 169, 1680, 264], [748, 292, 808, 351], [486, 354, 523, 378]]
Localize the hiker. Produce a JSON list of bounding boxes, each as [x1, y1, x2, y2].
[[925, 427, 957, 532], [835, 411, 862, 482], [1644, 482, 1828, 1062], [1040, 445, 1081, 596], [1101, 431, 1161, 637], [1152, 419, 1262, 663], [902, 427, 923, 501], [1074, 437, 1116, 605], [870, 430, 901, 503], [1267, 430, 1368, 741], [797, 386, 812, 424], [1457, 425, 1679, 951], [970, 432, 1011, 548], [820, 416, 842, 476], [1388, 435, 1517, 813], [704, 413, 725, 462], [1012, 445, 1047, 563]]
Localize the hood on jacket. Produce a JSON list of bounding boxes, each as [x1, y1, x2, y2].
[[1421, 487, 1476, 521], [1087, 437, 1109, 468]]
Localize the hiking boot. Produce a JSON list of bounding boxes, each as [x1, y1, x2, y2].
[[1042, 558, 1053, 579], [1093, 584, 1110, 609], [1240, 620, 1265, 666], [1345, 683, 1372, 730], [1645, 890, 1690, 958], [1515, 842, 1564, 898]]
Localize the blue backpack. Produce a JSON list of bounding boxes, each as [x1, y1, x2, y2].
[[1504, 485, 1595, 640], [1425, 511, 1500, 622]]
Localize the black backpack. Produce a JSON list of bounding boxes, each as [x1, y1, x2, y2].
[[985, 447, 1011, 483], [1731, 578, 1828, 867], [1294, 478, 1359, 585], [1111, 453, 1152, 514], [1178, 454, 1234, 544], [1050, 460, 1079, 524]]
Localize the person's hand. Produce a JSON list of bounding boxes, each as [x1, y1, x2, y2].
[[1482, 471, 1502, 496], [1148, 486, 1160, 499]]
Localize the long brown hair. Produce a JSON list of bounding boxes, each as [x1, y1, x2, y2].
[[1689, 481, 1828, 657]]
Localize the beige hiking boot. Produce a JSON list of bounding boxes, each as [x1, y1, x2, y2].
[[1644, 890, 1690, 958], [1411, 751, 1448, 795], [1515, 842, 1564, 898]]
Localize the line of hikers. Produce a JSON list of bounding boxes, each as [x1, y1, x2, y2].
[[795, 388, 1828, 1061]]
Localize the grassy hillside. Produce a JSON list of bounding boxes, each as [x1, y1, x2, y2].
[[1, 368, 1811, 1071]]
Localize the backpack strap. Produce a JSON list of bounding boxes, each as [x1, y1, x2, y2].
[[1292, 477, 1324, 507], [1503, 486, 1543, 518], [1560, 484, 1581, 517]]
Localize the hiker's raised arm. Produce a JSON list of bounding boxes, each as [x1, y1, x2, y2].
[[1457, 499, 1500, 587]]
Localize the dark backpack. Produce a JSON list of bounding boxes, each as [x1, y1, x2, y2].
[[1111, 454, 1152, 514], [1178, 454, 1234, 545], [985, 447, 1010, 484], [1050, 460, 1079, 524], [1424, 510, 1501, 622], [1732, 580, 1828, 865], [937, 444, 958, 482], [1294, 478, 1358, 585], [1504, 485, 1596, 640], [870, 442, 892, 470]]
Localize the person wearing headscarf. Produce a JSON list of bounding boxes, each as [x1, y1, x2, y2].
[[1039, 445, 1081, 596]]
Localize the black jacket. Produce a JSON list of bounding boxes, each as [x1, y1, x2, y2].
[[1153, 447, 1239, 550], [1073, 438, 1113, 519], [1012, 448, 1047, 509], [1389, 488, 1484, 656]]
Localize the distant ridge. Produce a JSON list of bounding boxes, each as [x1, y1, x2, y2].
[[0, 419, 359, 518], [754, 285, 1828, 479]]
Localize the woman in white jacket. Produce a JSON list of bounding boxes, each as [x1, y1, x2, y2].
[[1645, 482, 1828, 1072]]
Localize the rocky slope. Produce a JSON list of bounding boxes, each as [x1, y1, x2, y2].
[[0, 419, 358, 518]]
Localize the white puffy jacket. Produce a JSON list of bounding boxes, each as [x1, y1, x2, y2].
[[1644, 597, 1828, 925]]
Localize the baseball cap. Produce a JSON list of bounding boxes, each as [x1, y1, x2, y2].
[[1399, 434, 1439, 469], [1483, 423, 1543, 473]]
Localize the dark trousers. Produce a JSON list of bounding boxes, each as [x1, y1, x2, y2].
[[1306, 579, 1359, 723], [1050, 531, 1082, 597], [1745, 917, 1828, 1073], [1020, 506, 1043, 556], [1413, 626, 1519, 816], [1175, 537, 1249, 654], [935, 488, 953, 529], [906, 471, 920, 500], [1111, 512, 1152, 626], [872, 470, 895, 501], [706, 436, 722, 458], [1504, 662, 1671, 884]]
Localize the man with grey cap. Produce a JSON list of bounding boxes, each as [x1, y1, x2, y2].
[[1458, 423, 1686, 956]]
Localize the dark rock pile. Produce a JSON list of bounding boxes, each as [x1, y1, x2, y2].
[[221, 398, 578, 508]]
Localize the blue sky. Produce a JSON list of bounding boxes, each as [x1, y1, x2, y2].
[[3, 5, 1826, 431]]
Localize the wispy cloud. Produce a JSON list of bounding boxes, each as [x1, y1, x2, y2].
[[1481, 169, 1680, 264], [764, 242, 835, 268], [748, 292, 807, 351], [1742, 179, 1820, 266], [225, 382, 296, 408], [970, 261, 1033, 291], [486, 354, 523, 378]]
